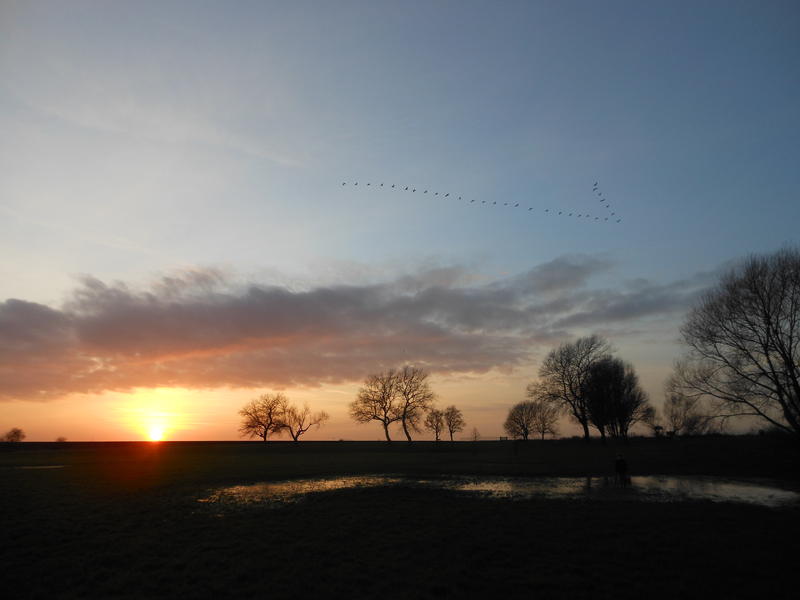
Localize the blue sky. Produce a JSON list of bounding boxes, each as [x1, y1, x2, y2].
[[1, 0, 798, 440]]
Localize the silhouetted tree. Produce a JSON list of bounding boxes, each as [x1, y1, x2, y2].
[[395, 366, 436, 441], [3, 428, 25, 443], [533, 335, 612, 442], [662, 378, 714, 435], [469, 427, 481, 442], [675, 248, 800, 437], [55, 436, 67, 443], [504, 400, 559, 440], [283, 403, 329, 441], [443, 405, 465, 441], [239, 393, 288, 442], [583, 357, 651, 442], [350, 369, 402, 441], [424, 408, 445, 441], [504, 401, 534, 440]]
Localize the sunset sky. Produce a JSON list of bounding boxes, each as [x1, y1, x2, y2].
[[1, 0, 798, 441]]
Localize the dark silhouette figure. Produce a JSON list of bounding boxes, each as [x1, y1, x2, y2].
[[615, 454, 629, 487]]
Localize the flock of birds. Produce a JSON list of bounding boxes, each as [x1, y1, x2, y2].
[[340, 180, 623, 223]]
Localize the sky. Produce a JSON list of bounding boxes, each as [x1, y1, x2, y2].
[[1, 0, 798, 441]]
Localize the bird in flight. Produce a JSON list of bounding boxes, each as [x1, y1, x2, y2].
[[342, 179, 623, 225]]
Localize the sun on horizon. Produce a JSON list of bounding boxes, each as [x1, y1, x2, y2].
[[148, 426, 165, 441]]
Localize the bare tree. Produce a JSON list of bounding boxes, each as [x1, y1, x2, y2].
[[283, 403, 329, 441], [469, 427, 481, 442], [443, 405, 466, 441], [534, 335, 612, 442], [662, 378, 714, 436], [238, 393, 288, 442], [606, 363, 651, 441], [504, 401, 534, 440], [350, 369, 402, 441], [395, 366, 436, 441], [424, 408, 445, 441], [504, 400, 559, 441], [676, 248, 800, 437], [3, 428, 25, 443], [531, 400, 560, 440], [583, 357, 651, 442]]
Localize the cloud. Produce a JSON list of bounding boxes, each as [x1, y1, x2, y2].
[[0, 256, 712, 401]]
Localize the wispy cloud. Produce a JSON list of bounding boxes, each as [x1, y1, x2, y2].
[[0, 255, 714, 401]]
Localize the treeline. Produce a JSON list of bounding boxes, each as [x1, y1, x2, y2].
[[239, 249, 800, 443]]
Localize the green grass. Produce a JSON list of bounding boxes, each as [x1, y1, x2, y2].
[[1, 436, 798, 598]]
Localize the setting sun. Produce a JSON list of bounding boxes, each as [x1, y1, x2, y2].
[[148, 426, 165, 441]]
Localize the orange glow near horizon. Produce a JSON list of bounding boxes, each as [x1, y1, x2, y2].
[[119, 388, 193, 441]]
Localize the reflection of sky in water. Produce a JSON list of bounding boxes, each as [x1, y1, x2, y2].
[[198, 475, 800, 509], [198, 476, 402, 505]]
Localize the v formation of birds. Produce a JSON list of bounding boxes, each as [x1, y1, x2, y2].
[[341, 180, 622, 223]]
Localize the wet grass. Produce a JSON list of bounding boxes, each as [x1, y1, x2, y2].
[[1, 436, 798, 598]]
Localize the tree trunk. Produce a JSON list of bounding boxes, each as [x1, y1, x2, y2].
[[382, 422, 392, 442], [449, 430, 454, 442], [581, 421, 591, 442], [402, 418, 412, 442]]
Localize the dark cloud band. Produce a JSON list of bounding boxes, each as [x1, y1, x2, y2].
[[0, 255, 711, 401]]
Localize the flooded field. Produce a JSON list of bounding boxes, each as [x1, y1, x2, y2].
[[199, 474, 800, 508]]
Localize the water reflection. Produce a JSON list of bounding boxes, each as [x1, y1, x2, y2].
[[198, 476, 402, 505], [198, 475, 800, 509]]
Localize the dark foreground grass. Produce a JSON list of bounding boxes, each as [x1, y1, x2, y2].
[[2, 436, 798, 599]]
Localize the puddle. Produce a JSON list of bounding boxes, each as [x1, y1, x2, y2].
[[198, 476, 402, 505], [198, 474, 800, 509]]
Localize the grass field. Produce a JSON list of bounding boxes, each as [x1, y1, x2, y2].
[[2, 436, 798, 599]]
